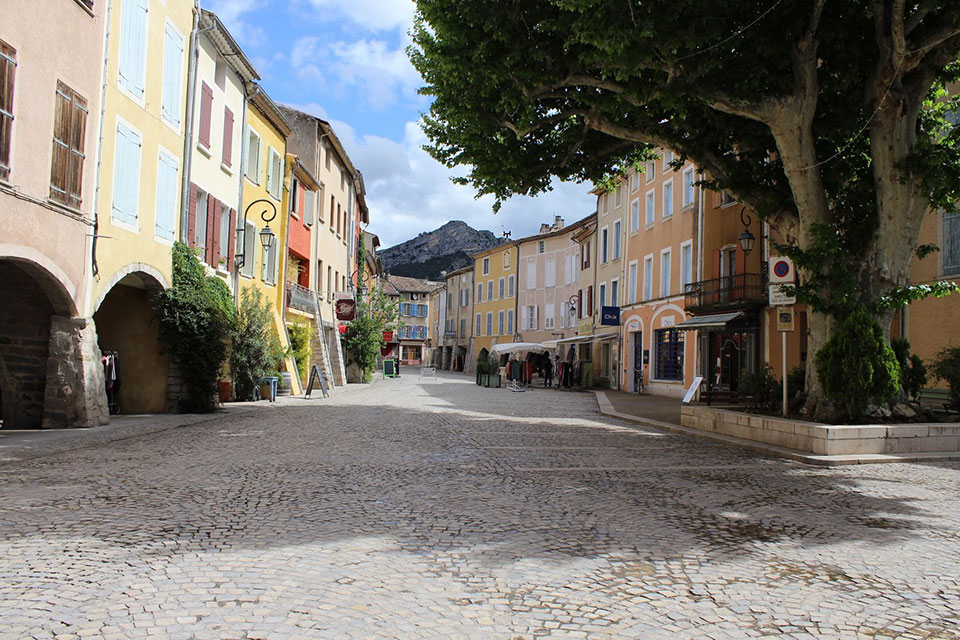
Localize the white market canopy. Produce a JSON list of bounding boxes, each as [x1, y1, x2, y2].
[[491, 342, 548, 355]]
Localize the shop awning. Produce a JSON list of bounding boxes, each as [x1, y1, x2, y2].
[[491, 342, 547, 355], [673, 312, 744, 331], [552, 332, 619, 345]]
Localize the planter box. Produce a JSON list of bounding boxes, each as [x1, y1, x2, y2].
[[484, 374, 501, 388]]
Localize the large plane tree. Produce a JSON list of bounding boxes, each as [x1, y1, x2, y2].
[[410, 0, 960, 416]]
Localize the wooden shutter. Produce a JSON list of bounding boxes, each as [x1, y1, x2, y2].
[[198, 82, 212, 148], [205, 195, 216, 264], [187, 184, 197, 247], [118, 0, 148, 98], [587, 285, 593, 316], [266, 148, 274, 197], [227, 208, 237, 272], [222, 107, 233, 166], [50, 82, 88, 207], [0, 41, 15, 181], [211, 199, 222, 265], [161, 24, 183, 125], [577, 289, 583, 318], [713, 249, 721, 279], [155, 152, 178, 240]]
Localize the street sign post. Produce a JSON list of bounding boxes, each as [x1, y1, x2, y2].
[[769, 257, 797, 417]]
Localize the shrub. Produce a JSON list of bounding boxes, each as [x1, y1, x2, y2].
[[787, 366, 806, 396], [230, 287, 284, 401], [815, 308, 900, 421], [288, 319, 313, 385], [154, 242, 234, 413], [739, 364, 781, 413], [931, 345, 960, 410], [890, 337, 928, 401]]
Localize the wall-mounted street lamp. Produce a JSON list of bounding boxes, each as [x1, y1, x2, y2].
[[738, 206, 756, 256], [568, 294, 579, 320], [236, 199, 278, 268]]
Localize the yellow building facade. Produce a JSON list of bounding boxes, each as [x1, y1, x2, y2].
[[472, 244, 519, 361], [89, 0, 194, 413]]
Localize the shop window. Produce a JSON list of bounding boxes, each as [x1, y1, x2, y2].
[[654, 328, 684, 381]]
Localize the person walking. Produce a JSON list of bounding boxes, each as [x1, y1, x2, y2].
[[544, 355, 554, 388]]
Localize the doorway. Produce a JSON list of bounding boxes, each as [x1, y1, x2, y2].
[[632, 331, 643, 392]]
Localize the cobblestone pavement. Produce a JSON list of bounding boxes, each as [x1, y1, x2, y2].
[[2, 372, 959, 639]]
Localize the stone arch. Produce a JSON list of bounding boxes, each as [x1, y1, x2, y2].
[[93, 267, 170, 414], [0, 255, 105, 428]]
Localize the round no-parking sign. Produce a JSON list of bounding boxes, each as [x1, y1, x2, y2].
[[769, 256, 795, 284]]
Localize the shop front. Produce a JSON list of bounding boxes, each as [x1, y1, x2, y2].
[[675, 311, 761, 394]]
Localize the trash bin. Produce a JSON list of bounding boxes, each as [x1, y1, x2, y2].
[[259, 376, 278, 402]]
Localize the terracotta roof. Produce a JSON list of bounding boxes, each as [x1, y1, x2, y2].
[[386, 275, 440, 294]]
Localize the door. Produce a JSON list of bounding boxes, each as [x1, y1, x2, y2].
[[632, 332, 643, 392]]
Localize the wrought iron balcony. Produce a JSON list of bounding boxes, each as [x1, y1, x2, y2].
[[684, 273, 766, 313], [286, 282, 317, 314]]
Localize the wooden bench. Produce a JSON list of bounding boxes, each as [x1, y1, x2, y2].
[[918, 387, 954, 410]]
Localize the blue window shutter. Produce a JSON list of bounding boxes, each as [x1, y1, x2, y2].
[[118, 0, 148, 98], [161, 25, 183, 126], [112, 122, 141, 225], [155, 152, 177, 240]]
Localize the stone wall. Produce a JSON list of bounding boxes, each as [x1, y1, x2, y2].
[[43, 316, 109, 428]]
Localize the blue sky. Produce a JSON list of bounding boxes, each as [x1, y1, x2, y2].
[[207, 0, 596, 248]]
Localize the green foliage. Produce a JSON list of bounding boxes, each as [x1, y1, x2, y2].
[[815, 309, 900, 421], [346, 282, 401, 382], [230, 286, 284, 401], [154, 242, 234, 413], [931, 345, 960, 410], [891, 338, 928, 401], [287, 319, 313, 386], [787, 366, 806, 396], [739, 365, 781, 413]]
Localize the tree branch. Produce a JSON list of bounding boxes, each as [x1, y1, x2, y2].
[[503, 109, 582, 139]]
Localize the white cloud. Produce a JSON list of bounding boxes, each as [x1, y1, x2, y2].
[[296, 0, 416, 33], [339, 120, 596, 248], [204, 0, 268, 48]]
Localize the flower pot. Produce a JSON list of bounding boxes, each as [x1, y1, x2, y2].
[[278, 371, 293, 396]]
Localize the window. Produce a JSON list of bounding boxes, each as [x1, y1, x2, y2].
[[661, 249, 672, 297], [111, 120, 141, 225], [118, 0, 148, 100], [502, 251, 511, 269], [663, 179, 674, 218], [628, 261, 638, 304], [662, 150, 674, 171], [682, 166, 695, 207], [615, 183, 623, 207], [945, 211, 960, 275], [601, 227, 609, 263], [198, 82, 212, 149], [526, 260, 536, 290], [613, 221, 622, 259], [581, 242, 591, 269], [155, 150, 178, 241], [477, 282, 483, 302], [524, 305, 537, 330], [476, 313, 482, 335], [195, 189, 208, 251], [544, 257, 556, 287], [498, 311, 504, 335], [721, 191, 736, 206], [447, 292, 453, 310], [630, 200, 640, 232], [508, 275, 515, 296], [0, 40, 15, 181], [324, 142, 331, 170], [544, 304, 555, 329], [601, 192, 609, 213], [645, 160, 656, 183], [482, 257, 490, 274], [654, 329, 684, 381], [487, 280, 494, 300], [218, 204, 230, 267], [645, 189, 655, 226], [538, 240, 545, 254], [240, 221, 256, 278], [460, 318, 467, 337], [50, 82, 88, 208], [507, 309, 514, 334], [631, 171, 640, 192], [461, 288, 469, 306], [261, 234, 277, 284], [161, 23, 183, 127], [327, 266, 332, 294], [643, 255, 653, 301], [599, 283, 606, 308], [680, 241, 693, 290], [266, 148, 282, 200], [486, 312, 493, 335], [214, 56, 227, 91], [221, 107, 234, 167], [303, 188, 315, 226], [611, 279, 619, 307], [498, 277, 505, 298]]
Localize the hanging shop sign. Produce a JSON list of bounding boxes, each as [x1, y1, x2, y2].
[[600, 306, 621, 326], [335, 298, 356, 321]]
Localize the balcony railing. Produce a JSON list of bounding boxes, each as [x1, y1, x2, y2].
[[286, 282, 317, 314], [684, 273, 766, 313]]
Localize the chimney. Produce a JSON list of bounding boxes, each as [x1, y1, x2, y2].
[[539, 223, 551, 233], [554, 215, 564, 230]]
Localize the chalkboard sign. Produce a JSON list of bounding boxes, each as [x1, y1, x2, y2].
[[304, 365, 329, 398], [383, 359, 397, 378]]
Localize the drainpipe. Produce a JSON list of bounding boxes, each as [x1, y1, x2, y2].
[[88, 0, 114, 314], [694, 178, 705, 383], [179, 3, 208, 242], [232, 83, 254, 306]]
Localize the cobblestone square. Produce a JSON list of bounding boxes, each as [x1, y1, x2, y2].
[[2, 372, 959, 639]]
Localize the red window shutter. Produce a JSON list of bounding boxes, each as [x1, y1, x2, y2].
[[222, 107, 233, 166], [713, 249, 721, 279], [587, 285, 594, 316], [227, 208, 237, 272], [198, 82, 212, 148], [212, 199, 222, 266], [735, 244, 745, 275], [206, 195, 216, 265], [578, 289, 583, 319], [297, 183, 305, 219], [187, 184, 197, 248]]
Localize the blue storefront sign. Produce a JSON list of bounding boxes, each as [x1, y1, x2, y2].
[[600, 306, 621, 326]]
